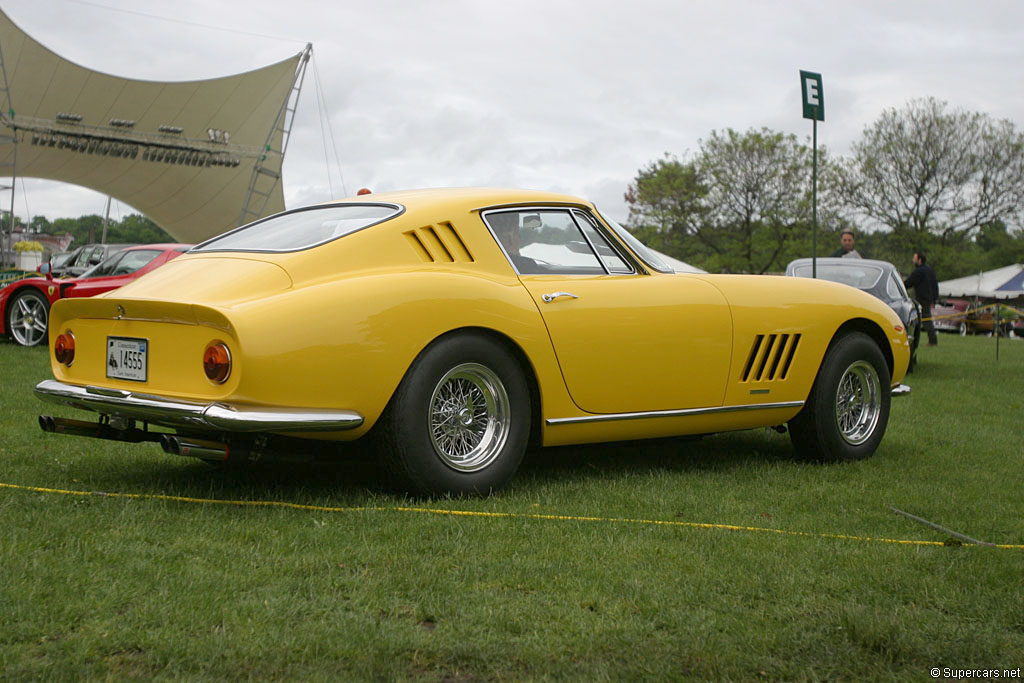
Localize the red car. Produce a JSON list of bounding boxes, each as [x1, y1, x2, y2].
[[931, 298, 970, 335], [2, 244, 191, 347]]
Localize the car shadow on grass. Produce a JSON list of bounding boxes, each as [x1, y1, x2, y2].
[[516, 430, 795, 482], [81, 428, 798, 503]]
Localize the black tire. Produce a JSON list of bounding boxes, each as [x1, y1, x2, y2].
[[788, 332, 891, 462], [6, 288, 50, 347], [907, 320, 920, 373], [376, 333, 530, 496]]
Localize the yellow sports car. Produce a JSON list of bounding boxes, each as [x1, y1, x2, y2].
[[36, 188, 910, 495]]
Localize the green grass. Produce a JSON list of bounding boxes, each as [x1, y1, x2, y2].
[[2, 335, 1022, 681]]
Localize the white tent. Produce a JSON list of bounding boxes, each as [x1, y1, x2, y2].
[[0, 8, 310, 243], [938, 264, 1024, 300]]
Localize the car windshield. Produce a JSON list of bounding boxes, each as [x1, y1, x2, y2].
[[193, 204, 403, 253], [82, 249, 162, 278], [50, 252, 73, 268], [791, 263, 884, 290], [598, 213, 674, 273]]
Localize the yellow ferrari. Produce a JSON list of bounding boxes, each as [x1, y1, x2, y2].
[[36, 188, 910, 495]]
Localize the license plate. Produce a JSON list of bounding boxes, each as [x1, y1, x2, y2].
[[107, 337, 148, 382]]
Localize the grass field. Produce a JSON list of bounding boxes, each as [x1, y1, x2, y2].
[[1, 334, 1022, 681]]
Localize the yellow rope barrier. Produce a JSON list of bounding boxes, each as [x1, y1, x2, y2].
[[3, 481, 1022, 549], [923, 302, 1023, 323], [0, 270, 38, 287]]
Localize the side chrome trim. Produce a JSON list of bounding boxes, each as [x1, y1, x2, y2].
[[35, 379, 363, 432], [545, 400, 805, 426]]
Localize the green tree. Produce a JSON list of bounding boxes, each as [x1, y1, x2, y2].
[[698, 128, 819, 273], [626, 129, 828, 273], [839, 98, 1024, 245], [975, 220, 1024, 270], [43, 214, 176, 247], [29, 215, 51, 233], [111, 214, 176, 243], [624, 154, 710, 261]]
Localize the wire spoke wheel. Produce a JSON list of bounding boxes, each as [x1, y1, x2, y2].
[[428, 362, 510, 472], [834, 360, 881, 445]]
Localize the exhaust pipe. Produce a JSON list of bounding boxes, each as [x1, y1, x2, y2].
[[38, 415, 157, 443], [160, 434, 232, 461], [42, 416, 331, 465]]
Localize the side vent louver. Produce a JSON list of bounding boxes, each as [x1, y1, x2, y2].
[[741, 333, 801, 382], [404, 222, 475, 264]]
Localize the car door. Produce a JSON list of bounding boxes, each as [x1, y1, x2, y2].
[[484, 208, 732, 415]]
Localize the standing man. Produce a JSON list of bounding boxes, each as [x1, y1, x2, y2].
[[831, 230, 863, 258], [904, 250, 939, 346]]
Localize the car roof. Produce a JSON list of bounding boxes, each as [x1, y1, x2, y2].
[[318, 187, 594, 212], [119, 243, 193, 251], [787, 257, 898, 271]]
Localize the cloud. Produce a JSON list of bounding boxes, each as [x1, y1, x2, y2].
[[5, 0, 1024, 230]]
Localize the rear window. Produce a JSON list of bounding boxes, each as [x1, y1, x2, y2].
[[193, 203, 403, 253], [791, 263, 884, 290]]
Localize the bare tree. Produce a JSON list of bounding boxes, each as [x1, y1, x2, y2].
[[698, 128, 817, 273], [840, 98, 1024, 244]]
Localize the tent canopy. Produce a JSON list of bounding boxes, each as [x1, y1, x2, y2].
[[0, 8, 306, 243], [938, 264, 1024, 300]]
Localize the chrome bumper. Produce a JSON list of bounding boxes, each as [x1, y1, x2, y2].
[[34, 379, 364, 432]]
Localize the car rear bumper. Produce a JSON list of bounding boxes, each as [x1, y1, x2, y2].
[[34, 379, 364, 432]]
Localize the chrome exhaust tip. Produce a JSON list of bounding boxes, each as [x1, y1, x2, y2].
[[160, 434, 230, 461]]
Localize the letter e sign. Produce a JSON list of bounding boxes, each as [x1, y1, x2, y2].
[[800, 70, 824, 121]]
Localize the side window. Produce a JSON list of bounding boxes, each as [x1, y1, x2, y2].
[[486, 209, 604, 275], [87, 252, 125, 277], [71, 247, 95, 268], [112, 250, 160, 276], [572, 211, 632, 274], [887, 273, 906, 300]]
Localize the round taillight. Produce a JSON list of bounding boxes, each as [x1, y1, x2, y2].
[[54, 331, 75, 366], [203, 342, 231, 383]]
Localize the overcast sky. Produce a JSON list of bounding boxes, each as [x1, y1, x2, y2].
[[5, 0, 1024, 227]]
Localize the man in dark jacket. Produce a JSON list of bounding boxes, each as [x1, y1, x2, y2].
[[904, 250, 939, 346]]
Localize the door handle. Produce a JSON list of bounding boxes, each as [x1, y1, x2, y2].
[[542, 291, 579, 303]]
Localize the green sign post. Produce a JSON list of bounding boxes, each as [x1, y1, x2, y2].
[[800, 70, 823, 277]]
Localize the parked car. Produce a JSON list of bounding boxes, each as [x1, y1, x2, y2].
[[2, 244, 191, 347], [51, 243, 138, 278], [786, 257, 921, 372], [967, 304, 1024, 337], [35, 189, 910, 495], [931, 298, 970, 335]]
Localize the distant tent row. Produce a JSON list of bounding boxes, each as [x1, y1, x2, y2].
[[938, 264, 1024, 300]]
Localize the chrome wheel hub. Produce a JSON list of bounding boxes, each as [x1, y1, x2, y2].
[[429, 363, 510, 472], [11, 296, 48, 347], [835, 360, 881, 445]]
